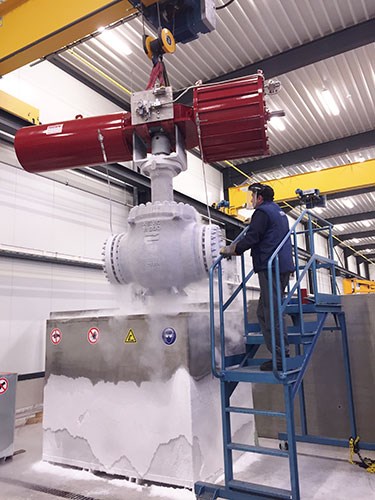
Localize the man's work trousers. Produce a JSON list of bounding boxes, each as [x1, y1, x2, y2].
[[257, 270, 291, 359]]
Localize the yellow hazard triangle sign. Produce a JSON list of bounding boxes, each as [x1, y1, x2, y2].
[[124, 328, 137, 343]]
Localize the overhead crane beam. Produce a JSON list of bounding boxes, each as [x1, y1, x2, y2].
[[0, 0, 150, 75], [228, 159, 375, 207], [225, 131, 374, 186]]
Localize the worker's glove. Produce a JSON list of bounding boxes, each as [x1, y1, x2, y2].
[[219, 243, 237, 258]]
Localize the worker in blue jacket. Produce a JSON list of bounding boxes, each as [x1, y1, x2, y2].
[[220, 183, 294, 371]]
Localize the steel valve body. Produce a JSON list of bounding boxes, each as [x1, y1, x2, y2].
[[103, 201, 222, 292]]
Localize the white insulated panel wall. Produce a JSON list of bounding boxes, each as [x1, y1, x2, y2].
[[0, 146, 129, 374], [174, 152, 223, 207], [347, 255, 357, 275]]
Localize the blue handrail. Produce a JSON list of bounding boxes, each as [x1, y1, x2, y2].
[[209, 209, 338, 379]]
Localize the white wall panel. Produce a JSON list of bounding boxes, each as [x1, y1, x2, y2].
[[370, 264, 375, 281], [334, 246, 345, 269], [0, 259, 117, 374], [0, 144, 130, 374], [174, 152, 223, 206], [0, 61, 122, 122], [1, 161, 128, 259], [314, 233, 328, 257], [347, 255, 357, 274]]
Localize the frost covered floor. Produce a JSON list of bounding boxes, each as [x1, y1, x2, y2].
[[0, 423, 374, 499]]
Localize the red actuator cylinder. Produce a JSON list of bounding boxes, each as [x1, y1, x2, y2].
[[14, 113, 133, 173], [193, 73, 269, 162]]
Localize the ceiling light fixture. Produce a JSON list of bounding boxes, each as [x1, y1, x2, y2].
[[318, 88, 340, 116], [343, 198, 355, 209], [269, 116, 286, 131], [357, 154, 365, 163], [98, 29, 132, 55]]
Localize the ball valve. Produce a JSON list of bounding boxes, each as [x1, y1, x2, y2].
[[103, 126, 222, 292], [14, 74, 280, 292]]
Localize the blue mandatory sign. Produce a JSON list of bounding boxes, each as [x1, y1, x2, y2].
[[162, 327, 177, 346]]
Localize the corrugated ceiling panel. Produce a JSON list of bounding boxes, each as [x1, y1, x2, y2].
[[314, 192, 375, 218], [232, 44, 375, 160], [55, 0, 375, 95]]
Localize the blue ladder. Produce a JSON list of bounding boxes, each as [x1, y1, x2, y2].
[[195, 210, 372, 500]]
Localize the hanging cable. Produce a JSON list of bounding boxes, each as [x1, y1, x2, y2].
[[195, 112, 212, 225], [216, 0, 236, 10], [156, 0, 162, 29], [97, 130, 114, 235]]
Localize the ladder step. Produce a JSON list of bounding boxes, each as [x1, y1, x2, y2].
[[245, 333, 314, 345], [222, 361, 303, 383], [288, 321, 318, 334], [228, 479, 292, 499], [246, 322, 261, 334], [226, 406, 286, 418], [228, 442, 288, 458]]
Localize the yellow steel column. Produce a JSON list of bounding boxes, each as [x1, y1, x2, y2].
[[0, 0, 137, 75]]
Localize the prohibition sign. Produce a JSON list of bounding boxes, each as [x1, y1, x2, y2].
[[0, 377, 9, 395], [50, 328, 62, 345], [87, 327, 100, 344]]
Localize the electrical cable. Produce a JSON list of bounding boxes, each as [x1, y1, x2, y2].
[[216, 0, 236, 10], [67, 49, 132, 95]]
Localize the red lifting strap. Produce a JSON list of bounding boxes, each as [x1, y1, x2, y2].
[[146, 61, 166, 90]]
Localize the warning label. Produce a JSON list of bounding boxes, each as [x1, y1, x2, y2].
[[87, 327, 100, 344], [50, 328, 62, 345], [0, 377, 9, 395], [124, 329, 137, 343], [45, 124, 63, 135]]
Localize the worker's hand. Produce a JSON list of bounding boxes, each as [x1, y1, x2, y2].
[[219, 243, 237, 258]]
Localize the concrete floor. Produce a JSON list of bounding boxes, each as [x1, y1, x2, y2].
[[0, 423, 374, 499]]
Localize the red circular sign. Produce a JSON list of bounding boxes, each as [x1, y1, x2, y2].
[[0, 377, 9, 395], [50, 328, 62, 345], [87, 327, 100, 344]]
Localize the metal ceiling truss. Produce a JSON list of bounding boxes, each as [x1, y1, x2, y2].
[[351, 243, 375, 252], [327, 211, 375, 226], [335, 230, 375, 242]]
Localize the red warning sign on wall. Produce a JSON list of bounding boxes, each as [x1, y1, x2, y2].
[[87, 327, 100, 344], [0, 377, 9, 395], [50, 328, 62, 345]]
